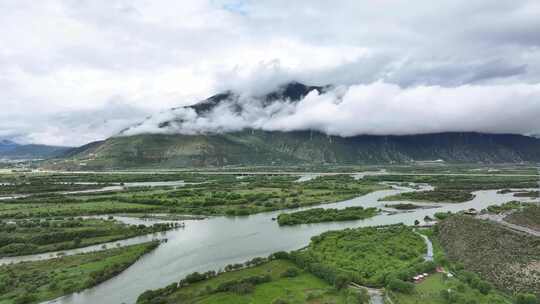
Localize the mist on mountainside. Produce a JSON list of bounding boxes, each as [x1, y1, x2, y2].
[[121, 82, 540, 138]]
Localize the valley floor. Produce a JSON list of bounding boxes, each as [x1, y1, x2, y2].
[[0, 165, 538, 304]]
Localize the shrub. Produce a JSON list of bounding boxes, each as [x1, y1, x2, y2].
[[387, 279, 414, 294], [270, 251, 289, 260], [334, 274, 351, 290], [280, 268, 299, 278], [434, 212, 451, 220], [516, 293, 538, 304]]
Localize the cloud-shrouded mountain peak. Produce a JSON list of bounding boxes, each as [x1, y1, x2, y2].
[[120, 81, 540, 138]]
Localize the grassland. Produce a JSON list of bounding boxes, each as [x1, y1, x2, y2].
[[387, 272, 512, 304], [0, 241, 159, 304], [136, 259, 365, 304], [276, 206, 379, 226], [0, 217, 171, 257]]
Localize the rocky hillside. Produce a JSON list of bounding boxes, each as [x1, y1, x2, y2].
[[437, 215, 540, 296]]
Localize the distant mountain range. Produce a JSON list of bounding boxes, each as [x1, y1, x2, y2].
[[45, 82, 540, 169], [0, 139, 71, 161]]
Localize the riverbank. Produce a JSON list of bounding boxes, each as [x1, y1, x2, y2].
[[0, 241, 160, 304], [35, 183, 538, 304]]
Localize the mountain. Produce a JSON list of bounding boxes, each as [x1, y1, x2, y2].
[[0, 139, 72, 161], [53, 82, 540, 169]]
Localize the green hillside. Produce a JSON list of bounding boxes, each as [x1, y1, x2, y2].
[[50, 131, 540, 169]]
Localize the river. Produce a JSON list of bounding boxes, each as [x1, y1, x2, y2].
[[31, 182, 539, 304], [0, 180, 188, 200]]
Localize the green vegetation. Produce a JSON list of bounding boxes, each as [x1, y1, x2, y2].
[[0, 172, 207, 184], [289, 225, 429, 287], [486, 201, 529, 214], [0, 182, 107, 196], [0, 174, 387, 218], [391, 227, 536, 304], [387, 272, 513, 304], [513, 191, 539, 198], [381, 189, 474, 203], [0, 241, 159, 304], [137, 259, 368, 304], [49, 128, 540, 169], [0, 198, 162, 219], [136, 225, 430, 304], [276, 206, 379, 226], [0, 217, 173, 257], [504, 205, 540, 231], [374, 174, 537, 203], [436, 215, 540, 296], [384, 203, 423, 210]]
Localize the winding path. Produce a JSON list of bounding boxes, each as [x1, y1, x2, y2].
[[414, 230, 434, 261], [476, 213, 540, 237]]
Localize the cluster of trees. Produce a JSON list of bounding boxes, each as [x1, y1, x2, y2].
[[367, 174, 538, 192], [458, 271, 493, 294], [138, 255, 275, 303], [214, 274, 271, 294], [371, 174, 538, 204], [0, 182, 102, 195], [383, 189, 474, 203], [0, 241, 159, 304], [385, 203, 421, 210], [434, 212, 452, 220], [282, 225, 427, 288], [277, 206, 378, 226], [0, 218, 173, 257], [3, 172, 207, 184], [486, 201, 527, 214], [516, 293, 538, 304]]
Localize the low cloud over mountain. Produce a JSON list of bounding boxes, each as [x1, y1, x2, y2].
[[2, 1, 540, 145], [122, 82, 540, 138]]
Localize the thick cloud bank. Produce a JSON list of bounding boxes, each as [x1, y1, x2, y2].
[[122, 82, 540, 137], [3, 1, 540, 145]]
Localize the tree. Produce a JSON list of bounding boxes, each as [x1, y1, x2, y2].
[[516, 293, 538, 304], [476, 280, 492, 295], [345, 288, 370, 304], [388, 279, 414, 294], [334, 274, 351, 290]]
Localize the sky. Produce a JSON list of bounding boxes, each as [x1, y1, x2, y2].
[[1, 0, 540, 146]]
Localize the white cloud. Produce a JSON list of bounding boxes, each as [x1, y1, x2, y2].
[[1, 0, 540, 145], [123, 82, 540, 137]]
